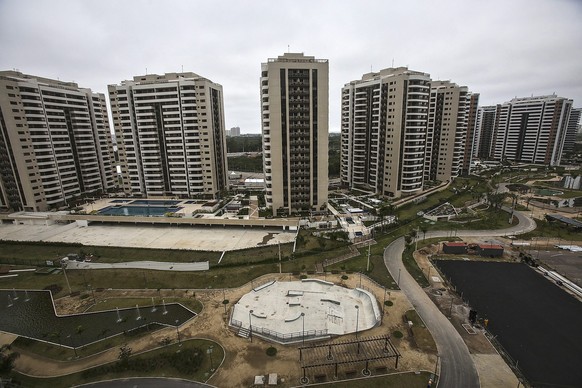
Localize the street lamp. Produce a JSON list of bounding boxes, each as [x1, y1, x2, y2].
[[355, 305, 360, 339], [208, 345, 214, 371], [67, 335, 78, 358], [249, 310, 253, 343], [301, 312, 305, 345], [175, 319, 181, 345]]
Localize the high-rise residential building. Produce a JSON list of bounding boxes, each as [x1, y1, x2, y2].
[[564, 108, 581, 154], [0, 71, 116, 212], [473, 105, 500, 160], [341, 67, 430, 198], [491, 95, 573, 166], [461, 93, 480, 175], [228, 126, 240, 137], [424, 80, 479, 181], [108, 72, 228, 198], [261, 53, 329, 214]]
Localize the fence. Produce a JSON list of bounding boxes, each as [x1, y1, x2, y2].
[[229, 318, 329, 344]]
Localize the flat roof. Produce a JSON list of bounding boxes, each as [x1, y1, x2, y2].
[[546, 214, 582, 228], [478, 244, 504, 250], [443, 242, 467, 247]]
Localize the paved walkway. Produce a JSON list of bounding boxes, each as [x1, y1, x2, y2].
[[383, 208, 535, 388], [66, 260, 210, 272]]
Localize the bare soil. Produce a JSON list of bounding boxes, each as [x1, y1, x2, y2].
[[10, 273, 436, 387]]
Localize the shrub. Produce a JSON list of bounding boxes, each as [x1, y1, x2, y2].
[[266, 347, 277, 357], [384, 300, 393, 307], [393, 330, 403, 339], [341, 275, 348, 280]]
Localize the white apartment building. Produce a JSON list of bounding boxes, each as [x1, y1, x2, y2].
[[341, 67, 430, 198], [108, 72, 228, 198], [0, 71, 116, 212], [425, 81, 479, 181], [492, 95, 573, 166], [261, 53, 329, 215]]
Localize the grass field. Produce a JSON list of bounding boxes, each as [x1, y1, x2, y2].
[[9, 338, 223, 388]]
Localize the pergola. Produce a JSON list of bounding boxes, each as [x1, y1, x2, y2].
[[298, 335, 401, 383]]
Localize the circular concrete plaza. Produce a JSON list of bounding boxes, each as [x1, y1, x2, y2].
[[230, 279, 382, 344]]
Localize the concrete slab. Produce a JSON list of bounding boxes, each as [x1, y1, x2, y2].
[[231, 280, 381, 343], [0, 223, 296, 252]]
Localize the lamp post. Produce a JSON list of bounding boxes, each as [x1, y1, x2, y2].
[[208, 345, 214, 371], [249, 310, 253, 343], [175, 319, 181, 345], [355, 305, 360, 339], [62, 262, 72, 295], [301, 312, 305, 345], [67, 335, 78, 358]]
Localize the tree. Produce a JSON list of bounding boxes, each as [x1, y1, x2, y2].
[[76, 325, 85, 347], [378, 204, 395, 231], [118, 344, 132, 366], [0, 344, 19, 374], [420, 226, 428, 241]]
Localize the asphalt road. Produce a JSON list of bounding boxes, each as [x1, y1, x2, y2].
[[383, 208, 536, 388]]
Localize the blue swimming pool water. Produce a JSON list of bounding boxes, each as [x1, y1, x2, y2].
[[98, 205, 182, 216], [130, 199, 182, 206]]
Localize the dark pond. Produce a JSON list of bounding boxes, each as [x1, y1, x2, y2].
[[0, 289, 195, 348]]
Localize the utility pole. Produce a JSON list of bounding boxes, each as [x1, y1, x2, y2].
[[366, 243, 371, 272]]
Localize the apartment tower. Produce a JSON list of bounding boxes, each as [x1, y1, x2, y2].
[[563, 107, 581, 154], [491, 95, 573, 166], [108, 72, 228, 198], [261, 53, 329, 215], [424, 81, 479, 181], [473, 105, 500, 160], [0, 71, 116, 212], [341, 67, 430, 198]]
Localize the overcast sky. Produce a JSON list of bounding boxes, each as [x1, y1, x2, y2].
[[1, 0, 581, 133]]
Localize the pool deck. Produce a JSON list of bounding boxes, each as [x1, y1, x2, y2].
[[0, 198, 299, 251]]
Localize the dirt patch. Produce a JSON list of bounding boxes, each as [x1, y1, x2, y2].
[[14, 273, 436, 387]]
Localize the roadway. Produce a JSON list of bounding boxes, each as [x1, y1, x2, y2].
[[383, 208, 536, 387]]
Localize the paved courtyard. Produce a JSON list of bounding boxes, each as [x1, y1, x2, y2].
[[0, 222, 296, 252]]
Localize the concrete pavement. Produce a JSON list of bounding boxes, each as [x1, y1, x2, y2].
[[383, 208, 536, 387]]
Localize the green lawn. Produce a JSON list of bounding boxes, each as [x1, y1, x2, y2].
[[404, 310, 437, 353], [9, 339, 222, 388]]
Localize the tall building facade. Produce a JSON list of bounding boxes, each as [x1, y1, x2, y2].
[[564, 107, 581, 154], [261, 53, 329, 214], [473, 105, 500, 159], [424, 81, 479, 181], [228, 126, 241, 137], [341, 67, 431, 198], [108, 72, 228, 198], [0, 71, 116, 212], [491, 95, 573, 166]]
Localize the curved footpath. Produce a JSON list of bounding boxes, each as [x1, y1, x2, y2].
[[383, 208, 536, 388]]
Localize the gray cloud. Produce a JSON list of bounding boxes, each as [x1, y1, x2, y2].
[[1, 0, 581, 133]]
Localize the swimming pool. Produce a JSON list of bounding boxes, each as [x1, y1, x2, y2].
[[98, 205, 183, 217]]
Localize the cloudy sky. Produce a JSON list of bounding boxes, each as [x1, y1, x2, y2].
[[1, 0, 581, 133]]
